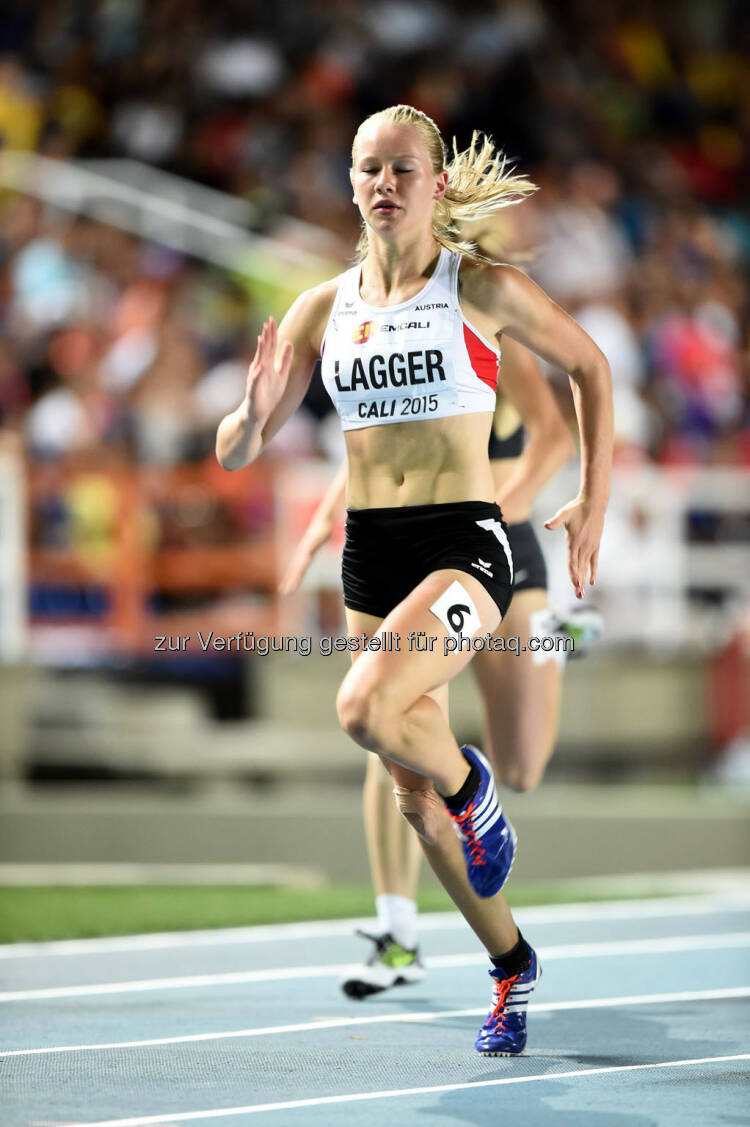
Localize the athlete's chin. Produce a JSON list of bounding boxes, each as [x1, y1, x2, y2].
[[367, 213, 410, 238]]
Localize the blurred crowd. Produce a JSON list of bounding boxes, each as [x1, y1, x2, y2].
[[0, 0, 747, 477]]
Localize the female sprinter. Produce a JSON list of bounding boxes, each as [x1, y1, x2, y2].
[[216, 104, 613, 1055], [280, 338, 597, 998]]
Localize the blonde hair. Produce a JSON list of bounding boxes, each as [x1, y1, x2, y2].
[[351, 104, 537, 263]]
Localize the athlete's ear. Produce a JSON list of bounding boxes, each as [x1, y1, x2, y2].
[[434, 169, 449, 202]]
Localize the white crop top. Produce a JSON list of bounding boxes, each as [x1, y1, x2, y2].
[[319, 248, 499, 431]]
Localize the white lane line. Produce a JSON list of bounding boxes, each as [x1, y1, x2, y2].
[[1, 931, 748, 1003], [2, 894, 749, 959], [2, 986, 748, 1059], [58, 1053, 750, 1126]]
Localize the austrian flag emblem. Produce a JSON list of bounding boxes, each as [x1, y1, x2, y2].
[[352, 321, 374, 344]]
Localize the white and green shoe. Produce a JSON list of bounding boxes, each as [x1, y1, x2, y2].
[[558, 606, 604, 653], [530, 605, 603, 665], [341, 930, 425, 999]]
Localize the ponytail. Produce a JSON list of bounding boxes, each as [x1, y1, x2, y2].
[[352, 106, 537, 263]]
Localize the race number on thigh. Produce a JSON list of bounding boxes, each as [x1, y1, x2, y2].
[[429, 580, 481, 639]]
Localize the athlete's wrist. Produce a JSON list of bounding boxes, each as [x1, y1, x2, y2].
[[237, 395, 254, 427], [575, 491, 608, 516]]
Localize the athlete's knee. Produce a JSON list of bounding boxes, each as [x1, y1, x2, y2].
[[483, 737, 538, 792], [336, 680, 396, 751], [336, 680, 372, 745], [497, 759, 546, 794], [392, 783, 445, 845]]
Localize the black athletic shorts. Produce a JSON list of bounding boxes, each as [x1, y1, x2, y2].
[[342, 501, 514, 621], [507, 520, 547, 592]]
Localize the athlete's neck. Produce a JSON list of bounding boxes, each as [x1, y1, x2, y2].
[[360, 234, 441, 303]]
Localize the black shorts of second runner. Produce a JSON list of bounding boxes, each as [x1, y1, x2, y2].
[[507, 520, 547, 593], [342, 501, 514, 621]]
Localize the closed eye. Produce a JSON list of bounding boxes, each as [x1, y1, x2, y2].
[[360, 166, 414, 174]]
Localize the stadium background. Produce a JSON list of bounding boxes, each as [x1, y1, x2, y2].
[[0, 0, 748, 939]]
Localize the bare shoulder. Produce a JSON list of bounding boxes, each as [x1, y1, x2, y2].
[[460, 260, 531, 309], [281, 276, 341, 351], [292, 275, 341, 318], [460, 261, 557, 341]]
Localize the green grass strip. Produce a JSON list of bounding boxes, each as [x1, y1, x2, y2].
[[0, 883, 670, 944]]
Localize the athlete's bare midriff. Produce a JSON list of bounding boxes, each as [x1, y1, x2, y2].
[[344, 411, 495, 509]]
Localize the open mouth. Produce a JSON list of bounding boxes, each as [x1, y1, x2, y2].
[[374, 202, 399, 213]]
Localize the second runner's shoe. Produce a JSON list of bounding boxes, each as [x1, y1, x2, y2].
[[475, 943, 541, 1055], [530, 605, 604, 665], [340, 930, 425, 999], [446, 745, 517, 898]]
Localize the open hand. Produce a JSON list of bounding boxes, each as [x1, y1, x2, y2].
[[244, 318, 294, 430], [544, 497, 605, 599]]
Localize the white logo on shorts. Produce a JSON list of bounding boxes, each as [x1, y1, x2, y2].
[[476, 517, 514, 584]]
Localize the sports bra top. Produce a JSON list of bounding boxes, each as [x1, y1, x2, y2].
[[319, 247, 499, 431]]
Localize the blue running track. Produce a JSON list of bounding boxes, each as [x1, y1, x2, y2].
[[0, 893, 748, 1126]]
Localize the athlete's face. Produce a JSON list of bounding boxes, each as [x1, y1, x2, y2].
[[351, 123, 448, 239]]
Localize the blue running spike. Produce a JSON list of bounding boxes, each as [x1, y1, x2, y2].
[[475, 944, 541, 1055], [445, 745, 517, 898]]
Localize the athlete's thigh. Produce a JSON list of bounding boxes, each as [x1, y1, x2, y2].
[[343, 568, 500, 716], [348, 610, 449, 789], [472, 587, 562, 772]]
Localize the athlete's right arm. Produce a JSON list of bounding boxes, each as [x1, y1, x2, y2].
[[216, 284, 334, 470], [278, 462, 347, 594]]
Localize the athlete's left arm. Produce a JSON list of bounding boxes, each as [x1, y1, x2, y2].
[[487, 265, 613, 598]]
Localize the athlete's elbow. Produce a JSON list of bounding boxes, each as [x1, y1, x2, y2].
[[215, 413, 254, 471], [215, 430, 241, 472], [216, 448, 244, 472], [217, 442, 258, 471], [571, 349, 611, 393]]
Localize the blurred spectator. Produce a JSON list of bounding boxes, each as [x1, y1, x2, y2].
[[110, 96, 184, 164], [127, 314, 203, 464], [576, 297, 656, 460], [0, 0, 744, 476], [0, 339, 29, 429], [525, 162, 633, 306], [0, 56, 42, 151]]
